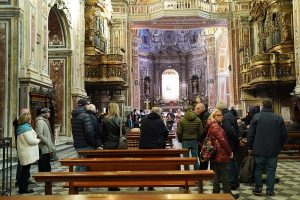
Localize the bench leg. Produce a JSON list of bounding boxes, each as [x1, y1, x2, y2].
[[69, 187, 79, 195], [45, 182, 52, 195], [197, 180, 203, 193], [183, 181, 189, 193]]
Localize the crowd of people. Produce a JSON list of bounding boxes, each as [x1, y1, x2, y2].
[[13, 98, 296, 198]]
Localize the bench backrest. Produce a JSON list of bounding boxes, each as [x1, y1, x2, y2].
[[60, 157, 196, 172], [0, 194, 234, 200], [78, 148, 188, 158]]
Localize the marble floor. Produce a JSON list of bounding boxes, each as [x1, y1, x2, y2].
[[3, 144, 300, 200]]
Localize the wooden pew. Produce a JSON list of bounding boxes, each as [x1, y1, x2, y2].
[[59, 157, 198, 192], [57, 157, 213, 194], [280, 131, 300, 159], [78, 148, 188, 158], [60, 157, 195, 172], [126, 133, 176, 148], [33, 170, 215, 195], [0, 194, 234, 200]]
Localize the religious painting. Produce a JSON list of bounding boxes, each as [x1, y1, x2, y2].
[[162, 69, 179, 101]]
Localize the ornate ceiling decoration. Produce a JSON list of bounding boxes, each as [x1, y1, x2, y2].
[[138, 29, 207, 55]]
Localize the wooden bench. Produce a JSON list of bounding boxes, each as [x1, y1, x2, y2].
[[58, 157, 213, 194], [1, 194, 233, 200], [280, 131, 300, 159], [33, 170, 215, 195], [78, 148, 188, 158], [57, 157, 214, 194], [0, 194, 234, 200], [126, 133, 176, 148], [60, 157, 195, 172]]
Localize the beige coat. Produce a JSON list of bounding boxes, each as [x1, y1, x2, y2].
[[35, 116, 56, 154]]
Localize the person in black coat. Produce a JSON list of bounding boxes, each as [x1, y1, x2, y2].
[[71, 99, 95, 172], [194, 103, 210, 170], [138, 107, 169, 191], [248, 98, 287, 196], [217, 102, 241, 190], [139, 107, 169, 149]]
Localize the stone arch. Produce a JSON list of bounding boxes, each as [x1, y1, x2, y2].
[[48, 5, 72, 138]]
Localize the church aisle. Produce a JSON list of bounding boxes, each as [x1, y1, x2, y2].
[[9, 146, 300, 199]]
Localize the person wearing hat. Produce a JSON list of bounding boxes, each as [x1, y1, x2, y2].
[[35, 108, 56, 172], [71, 99, 96, 172]]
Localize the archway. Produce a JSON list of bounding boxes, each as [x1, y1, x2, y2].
[[162, 69, 179, 101], [48, 6, 71, 137]]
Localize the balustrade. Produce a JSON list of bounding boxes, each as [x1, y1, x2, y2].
[[240, 53, 296, 89], [128, 0, 231, 16], [85, 54, 128, 86]]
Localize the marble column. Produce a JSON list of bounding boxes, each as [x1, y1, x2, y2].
[[131, 30, 140, 109], [206, 35, 217, 107]]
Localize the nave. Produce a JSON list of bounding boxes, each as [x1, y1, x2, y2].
[[8, 143, 300, 200]]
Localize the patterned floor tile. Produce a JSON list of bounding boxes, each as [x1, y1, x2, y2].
[[5, 145, 300, 199]]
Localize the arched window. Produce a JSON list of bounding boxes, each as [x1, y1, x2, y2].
[[162, 69, 179, 100]]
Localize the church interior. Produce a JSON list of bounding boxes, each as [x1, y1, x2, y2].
[[1, 0, 300, 199], [0, 0, 299, 139]]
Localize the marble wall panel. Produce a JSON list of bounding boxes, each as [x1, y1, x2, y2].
[[0, 21, 8, 132], [30, 4, 36, 68], [49, 58, 65, 134]]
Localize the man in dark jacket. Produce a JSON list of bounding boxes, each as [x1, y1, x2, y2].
[[71, 99, 95, 172], [217, 102, 241, 190], [139, 106, 169, 191], [139, 107, 169, 149], [195, 103, 210, 170], [177, 105, 203, 170], [248, 98, 287, 197]]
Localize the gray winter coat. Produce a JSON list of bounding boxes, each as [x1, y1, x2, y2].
[[35, 116, 56, 154]]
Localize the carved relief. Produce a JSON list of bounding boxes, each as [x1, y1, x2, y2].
[[250, 0, 293, 53], [242, 53, 295, 88]]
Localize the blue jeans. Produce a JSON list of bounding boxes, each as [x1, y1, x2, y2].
[[254, 155, 278, 193], [75, 146, 94, 172], [182, 140, 199, 170]]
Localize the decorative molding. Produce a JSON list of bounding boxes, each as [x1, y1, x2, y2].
[[48, 0, 72, 27], [0, 0, 10, 5]]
